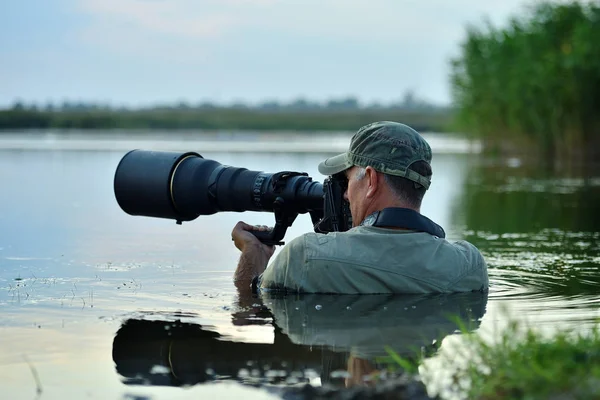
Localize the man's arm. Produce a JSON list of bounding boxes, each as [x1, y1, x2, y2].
[[233, 243, 272, 287], [231, 221, 275, 292]]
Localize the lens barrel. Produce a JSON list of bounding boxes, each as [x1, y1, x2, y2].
[[114, 150, 324, 223]]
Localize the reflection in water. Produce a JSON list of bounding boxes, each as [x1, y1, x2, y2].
[[1, 139, 600, 399], [459, 160, 600, 235], [112, 292, 487, 390], [457, 161, 600, 327], [481, 230, 600, 297]]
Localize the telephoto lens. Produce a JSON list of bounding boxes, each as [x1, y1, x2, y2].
[[114, 150, 324, 224]]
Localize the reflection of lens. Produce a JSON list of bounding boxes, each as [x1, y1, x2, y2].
[[112, 318, 347, 387], [111, 293, 488, 389], [114, 150, 324, 223]]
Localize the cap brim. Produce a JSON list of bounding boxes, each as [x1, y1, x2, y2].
[[318, 153, 353, 175]]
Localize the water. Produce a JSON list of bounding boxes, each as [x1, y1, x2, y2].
[[0, 131, 598, 399]]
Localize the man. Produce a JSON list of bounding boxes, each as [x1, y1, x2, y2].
[[232, 121, 488, 294]]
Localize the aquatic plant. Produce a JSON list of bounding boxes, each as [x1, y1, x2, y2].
[[382, 319, 600, 400], [450, 1, 600, 160]]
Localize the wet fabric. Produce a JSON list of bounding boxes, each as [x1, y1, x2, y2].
[[259, 226, 488, 294]]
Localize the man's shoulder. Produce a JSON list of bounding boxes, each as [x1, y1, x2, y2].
[[298, 228, 487, 273], [291, 227, 378, 249], [282, 226, 486, 268], [293, 226, 441, 249], [297, 225, 404, 241], [445, 239, 487, 265], [263, 228, 488, 293]]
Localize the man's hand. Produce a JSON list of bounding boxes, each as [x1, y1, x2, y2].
[[231, 221, 275, 257], [232, 221, 276, 287]]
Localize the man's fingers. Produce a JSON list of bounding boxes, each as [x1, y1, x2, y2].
[[232, 222, 270, 240], [231, 221, 277, 253], [233, 221, 252, 232], [234, 222, 272, 231]]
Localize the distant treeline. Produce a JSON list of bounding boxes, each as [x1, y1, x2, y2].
[[451, 1, 600, 159], [0, 96, 452, 132]]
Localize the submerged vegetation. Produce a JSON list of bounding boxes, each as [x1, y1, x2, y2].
[[450, 1, 600, 159]]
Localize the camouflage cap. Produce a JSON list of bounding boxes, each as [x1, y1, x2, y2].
[[318, 121, 433, 189]]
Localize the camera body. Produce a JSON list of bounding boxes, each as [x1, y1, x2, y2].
[[114, 150, 352, 245]]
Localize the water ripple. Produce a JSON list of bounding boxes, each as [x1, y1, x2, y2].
[[471, 227, 600, 324]]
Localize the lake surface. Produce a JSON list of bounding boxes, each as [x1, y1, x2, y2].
[[0, 130, 598, 399]]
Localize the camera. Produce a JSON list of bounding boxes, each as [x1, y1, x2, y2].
[[113, 150, 351, 245]]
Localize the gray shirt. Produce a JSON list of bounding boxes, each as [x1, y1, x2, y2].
[[259, 226, 488, 294]]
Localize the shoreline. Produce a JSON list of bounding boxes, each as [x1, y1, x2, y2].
[[0, 130, 481, 154]]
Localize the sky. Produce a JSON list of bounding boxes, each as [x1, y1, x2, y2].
[[1, 0, 537, 108]]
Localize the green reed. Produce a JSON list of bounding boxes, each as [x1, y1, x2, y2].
[[448, 320, 600, 400], [381, 319, 600, 400], [450, 1, 600, 160]]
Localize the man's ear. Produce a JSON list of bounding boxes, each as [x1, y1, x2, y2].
[[365, 166, 379, 198]]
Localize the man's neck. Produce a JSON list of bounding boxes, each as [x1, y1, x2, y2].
[[365, 200, 420, 217]]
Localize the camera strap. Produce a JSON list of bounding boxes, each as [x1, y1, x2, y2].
[[360, 207, 446, 238]]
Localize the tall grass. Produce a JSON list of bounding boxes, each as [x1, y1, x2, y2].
[[450, 1, 600, 160], [447, 321, 600, 400], [381, 319, 600, 400]]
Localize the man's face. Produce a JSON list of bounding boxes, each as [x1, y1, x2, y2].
[[344, 166, 368, 227]]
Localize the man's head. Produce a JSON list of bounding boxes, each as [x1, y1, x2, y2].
[[318, 121, 433, 224]]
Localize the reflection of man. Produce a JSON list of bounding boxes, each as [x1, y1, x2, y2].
[[232, 121, 488, 294], [265, 292, 488, 389], [112, 292, 488, 390], [345, 356, 378, 387]]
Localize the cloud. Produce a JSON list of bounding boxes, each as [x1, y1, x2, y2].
[[75, 0, 290, 62], [78, 0, 243, 38], [1, 0, 536, 105], [77, 0, 503, 43], [74, 0, 534, 63]]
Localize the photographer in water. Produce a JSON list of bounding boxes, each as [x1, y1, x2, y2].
[[232, 121, 488, 294]]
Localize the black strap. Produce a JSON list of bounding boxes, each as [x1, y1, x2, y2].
[[360, 207, 445, 238]]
